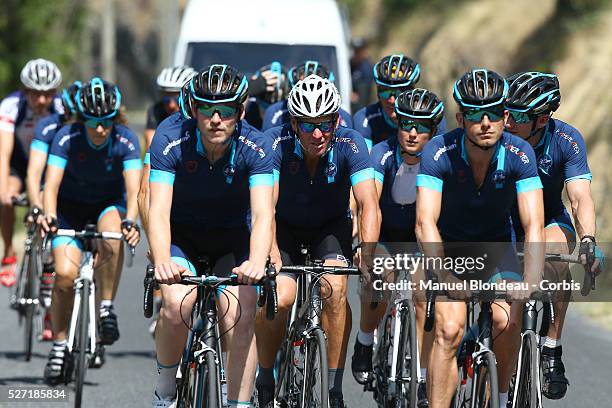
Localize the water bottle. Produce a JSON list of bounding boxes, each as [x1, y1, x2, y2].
[[39, 264, 55, 308]]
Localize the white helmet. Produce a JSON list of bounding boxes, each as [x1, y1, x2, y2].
[[287, 74, 341, 118], [20, 58, 62, 91], [157, 66, 197, 92]]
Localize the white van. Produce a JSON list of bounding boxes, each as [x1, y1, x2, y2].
[[174, 0, 353, 113]]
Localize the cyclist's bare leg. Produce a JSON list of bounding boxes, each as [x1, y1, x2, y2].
[[50, 245, 81, 341], [217, 284, 259, 402], [358, 280, 387, 333], [543, 225, 575, 341], [320, 259, 351, 369], [255, 274, 297, 368], [427, 300, 465, 408], [156, 283, 196, 365], [95, 209, 124, 301], [492, 300, 521, 393], [0, 175, 21, 258]]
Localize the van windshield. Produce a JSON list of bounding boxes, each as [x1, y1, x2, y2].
[[185, 42, 339, 83]]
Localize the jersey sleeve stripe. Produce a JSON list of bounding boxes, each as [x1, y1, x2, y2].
[[374, 170, 384, 183], [170, 256, 197, 274], [31, 139, 50, 154], [150, 169, 175, 185], [364, 138, 373, 152], [47, 154, 67, 169], [350, 167, 375, 186], [123, 158, 143, 171], [143, 152, 150, 165], [416, 174, 443, 192], [273, 169, 280, 182], [249, 173, 275, 187], [515, 176, 543, 193], [565, 173, 592, 183]]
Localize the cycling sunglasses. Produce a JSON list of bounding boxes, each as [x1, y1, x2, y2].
[[507, 110, 536, 124], [377, 88, 405, 100], [462, 107, 505, 123], [399, 119, 434, 134], [197, 103, 239, 118], [296, 120, 335, 133], [84, 118, 113, 128]]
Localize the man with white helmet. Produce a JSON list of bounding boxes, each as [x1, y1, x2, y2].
[[0, 58, 63, 286], [255, 74, 380, 408]]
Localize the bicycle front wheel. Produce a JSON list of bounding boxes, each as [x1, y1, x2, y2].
[[473, 350, 499, 408], [179, 348, 220, 408], [514, 331, 539, 408], [74, 280, 90, 408], [302, 328, 329, 408], [20, 249, 37, 361], [396, 301, 419, 408]]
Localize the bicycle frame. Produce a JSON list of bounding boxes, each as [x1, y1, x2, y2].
[[67, 251, 97, 358]]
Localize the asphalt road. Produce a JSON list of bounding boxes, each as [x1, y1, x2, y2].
[[0, 244, 611, 407]]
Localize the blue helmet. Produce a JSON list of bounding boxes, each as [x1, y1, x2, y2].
[[395, 88, 444, 125], [288, 61, 335, 88], [255, 61, 289, 105], [76, 77, 121, 120], [453, 68, 508, 109], [373, 54, 420, 88], [505, 71, 560, 114], [61, 80, 82, 116]]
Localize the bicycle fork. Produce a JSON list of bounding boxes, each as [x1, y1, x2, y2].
[[67, 253, 96, 357]]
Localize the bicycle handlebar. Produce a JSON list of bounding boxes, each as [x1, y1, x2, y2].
[[52, 227, 136, 266], [279, 264, 360, 275], [518, 251, 595, 295], [11, 194, 29, 207]]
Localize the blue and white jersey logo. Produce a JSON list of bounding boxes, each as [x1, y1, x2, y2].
[[538, 153, 553, 174]]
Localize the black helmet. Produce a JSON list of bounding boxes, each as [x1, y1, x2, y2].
[[255, 61, 289, 105], [76, 77, 121, 119], [373, 54, 420, 88], [179, 79, 195, 119], [188, 64, 248, 105], [61, 80, 82, 117], [395, 88, 444, 125], [453, 68, 508, 109], [288, 61, 335, 88], [505, 72, 560, 114]]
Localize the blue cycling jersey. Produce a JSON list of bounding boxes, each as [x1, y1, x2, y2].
[[268, 124, 373, 229], [149, 113, 274, 229], [261, 100, 353, 131], [31, 113, 64, 154], [371, 138, 418, 232], [417, 128, 542, 241], [47, 123, 142, 204], [511, 118, 591, 237], [353, 102, 447, 151]]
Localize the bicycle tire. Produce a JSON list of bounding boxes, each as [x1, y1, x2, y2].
[[372, 314, 393, 407], [301, 328, 328, 408], [273, 335, 295, 407], [473, 350, 499, 408], [179, 343, 220, 408], [74, 280, 90, 408], [514, 331, 539, 408], [396, 301, 419, 408], [22, 250, 35, 361], [201, 350, 220, 408]]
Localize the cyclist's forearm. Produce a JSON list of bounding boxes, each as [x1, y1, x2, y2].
[[250, 210, 273, 269], [43, 183, 59, 217], [571, 193, 596, 239], [358, 200, 380, 245], [123, 169, 141, 222], [523, 224, 545, 284], [149, 214, 171, 265], [137, 167, 151, 234], [26, 154, 46, 208]]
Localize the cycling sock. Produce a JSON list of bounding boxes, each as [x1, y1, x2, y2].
[[499, 392, 508, 406], [542, 336, 561, 349], [255, 365, 275, 388], [328, 368, 344, 400], [542, 344, 563, 357], [100, 300, 113, 310], [53, 339, 67, 350], [155, 361, 179, 400], [357, 329, 374, 346], [420, 367, 427, 380], [226, 400, 251, 407]]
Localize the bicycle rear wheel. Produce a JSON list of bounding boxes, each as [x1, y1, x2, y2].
[[301, 328, 328, 408], [74, 280, 90, 408], [395, 302, 418, 408], [513, 331, 539, 408], [473, 350, 499, 408]]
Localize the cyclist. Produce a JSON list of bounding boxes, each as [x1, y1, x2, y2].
[[143, 66, 197, 149], [24, 80, 82, 340], [261, 61, 353, 131], [244, 61, 289, 130], [148, 65, 274, 408], [353, 54, 447, 151], [415, 68, 544, 408], [40, 78, 142, 384], [255, 74, 380, 408], [0, 58, 63, 286], [505, 71, 603, 400], [351, 88, 444, 407]]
